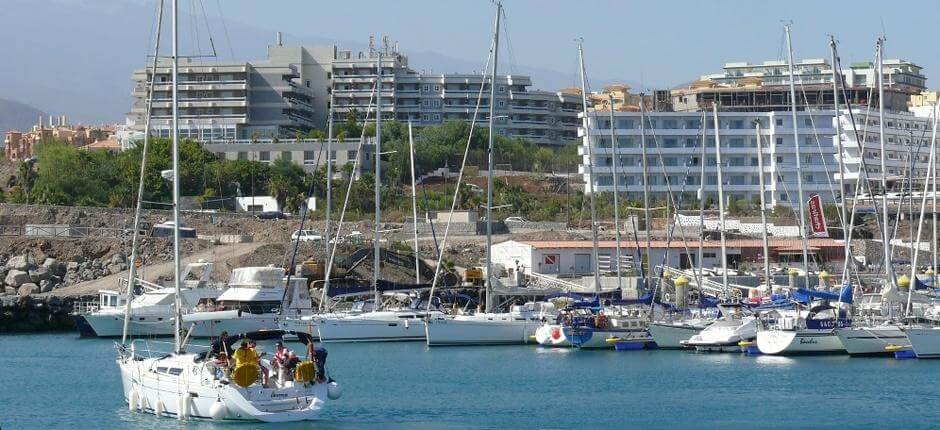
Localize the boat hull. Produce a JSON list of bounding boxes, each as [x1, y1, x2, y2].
[[82, 313, 175, 337], [425, 316, 538, 346], [905, 327, 940, 358], [648, 323, 704, 349], [187, 313, 281, 338], [564, 327, 651, 349], [317, 317, 426, 342], [836, 326, 908, 356], [756, 330, 846, 355], [119, 356, 327, 422]]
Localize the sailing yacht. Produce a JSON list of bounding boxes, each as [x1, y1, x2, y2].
[[755, 286, 853, 355], [682, 304, 758, 352], [75, 262, 221, 337], [117, 1, 337, 421]]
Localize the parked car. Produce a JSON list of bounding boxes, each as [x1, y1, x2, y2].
[[504, 216, 529, 223], [255, 211, 287, 220], [291, 229, 323, 242]]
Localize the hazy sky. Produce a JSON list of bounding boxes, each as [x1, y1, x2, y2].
[[208, 0, 931, 91], [2, 0, 937, 123]]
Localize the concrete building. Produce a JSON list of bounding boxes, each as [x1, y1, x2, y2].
[[671, 58, 926, 113], [202, 137, 373, 176], [129, 36, 582, 147], [836, 107, 937, 188], [492, 239, 846, 276], [330, 43, 583, 146], [128, 45, 317, 141], [5, 116, 115, 161], [579, 109, 840, 207]]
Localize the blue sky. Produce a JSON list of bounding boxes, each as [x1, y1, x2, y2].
[[1, 0, 935, 123]]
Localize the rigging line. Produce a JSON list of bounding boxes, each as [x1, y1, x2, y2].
[[500, 7, 517, 76], [320, 81, 379, 311], [643, 115, 703, 292], [887, 122, 932, 260], [196, 0, 217, 59], [794, 83, 843, 226], [213, 0, 236, 62], [425, 40, 496, 309]]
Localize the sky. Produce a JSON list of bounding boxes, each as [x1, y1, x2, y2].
[[1, 0, 936, 123]]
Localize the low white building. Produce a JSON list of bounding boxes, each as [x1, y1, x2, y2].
[[235, 196, 280, 213]]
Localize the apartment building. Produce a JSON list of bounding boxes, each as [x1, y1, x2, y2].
[[330, 45, 583, 146], [127, 53, 316, 141], [579, 109, 841, 207], [836, 108, 937, 188], [672, 58, 926, 112], [5, 116, 114, 161]]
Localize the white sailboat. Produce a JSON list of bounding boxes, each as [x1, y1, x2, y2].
[[682, 304, 758, 352], [116, 2, 337, 421]]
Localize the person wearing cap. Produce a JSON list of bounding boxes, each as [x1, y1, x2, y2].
[[232, 339, 258, 368]]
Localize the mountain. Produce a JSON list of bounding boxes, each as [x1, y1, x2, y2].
[[0, 98, 46, 136]]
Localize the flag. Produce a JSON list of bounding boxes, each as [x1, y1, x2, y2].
[[807, 194, 829, 237]]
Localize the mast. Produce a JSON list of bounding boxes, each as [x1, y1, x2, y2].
[[171, 0, 183, 353], [784, 24, 810, 289], [831, 37, 851, 284], [934, 103, 938, 282], [907, 103, 939, 314], [577, 39, 601, 294], [697, 110, 706, 287], [122, 0, 164, 346], [373, 51, 383, 308], [640, 97, 652, 292], [609, 94, 623, 291], [755, 120, 771, 292], [712, 104, 729, 293], [324, 92, 335, 295], [484, 2, 501, 312], [408, 121, 420, 284], [876, 38, 893, 287]]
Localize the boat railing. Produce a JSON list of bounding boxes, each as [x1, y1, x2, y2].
[[125, 338, 211, 360], [72, 300, 100, 314], [524, 272, 584, 291]]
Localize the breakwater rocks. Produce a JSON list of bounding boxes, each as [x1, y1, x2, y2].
[[0, 251, 127, 296], [0, 295, 75, 332]]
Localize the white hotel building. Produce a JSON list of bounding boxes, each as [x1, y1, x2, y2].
[[578, 110, 841, 207]]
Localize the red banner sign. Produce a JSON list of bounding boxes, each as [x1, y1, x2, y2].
[[807, 194, 829, 237]]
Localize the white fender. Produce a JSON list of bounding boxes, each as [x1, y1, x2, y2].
[[327, 381, 343, 400], [177, 393, 191, 420], [138, 394, 148, 412], [209, 399, 228, 420], [154, 399, 165, 416], [127, 388, 139, 411], [404, 319, 410, 329]]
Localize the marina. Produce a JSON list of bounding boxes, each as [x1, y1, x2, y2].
[[4, 333, 940, 429], [6, 0, 940, 427]]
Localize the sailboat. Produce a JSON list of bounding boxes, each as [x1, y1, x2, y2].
[[116, 1, 337, 421]]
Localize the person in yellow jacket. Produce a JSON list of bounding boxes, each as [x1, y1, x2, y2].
[[232, 340, 258, 368]]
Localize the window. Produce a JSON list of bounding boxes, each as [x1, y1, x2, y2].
[[617, 119, 634, 129], [237, 152, 247, 160], [433, 114, 440, 121], [776, 118, 784, 126], [422, 85, 430, 92], [804, 118, 812, 127], [433, 85, 440, 92], [776, 137, 784, 146], [303, 151, 316, 164], [259, 151, 270, 161], [305, 80, 310, 88], [281, 151, 291, 161], [498, 85, 506, 93], [498, 100, 505, 107]]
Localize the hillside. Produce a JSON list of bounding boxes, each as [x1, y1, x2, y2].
[[0, 98, 44, 136]]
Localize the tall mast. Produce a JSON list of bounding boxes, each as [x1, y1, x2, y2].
[[784, 24, 810, 289], [755, 120, 771, 292], [324, 92, 335, 290], [123, 0, 164, 346], [697, 110, 706, 288], [609, 94, 623, 291], [640, 97, 652, 292], [373, 51, 383, 307], [712, 104, 729, 293], [876, 38, 893, 287], [934, 103, 938, 281], [831, 37, 851, 284], [484, 2, 501, 312], [577, 39, 601, 294], [171, 0, 183, 353], [408, 121, 420, 284], [906, 103, 939, 315]]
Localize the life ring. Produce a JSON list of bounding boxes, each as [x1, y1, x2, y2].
[[551, 327, 562, 340]]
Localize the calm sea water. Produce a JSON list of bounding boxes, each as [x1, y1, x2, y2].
[[1, 333, 939, 429]]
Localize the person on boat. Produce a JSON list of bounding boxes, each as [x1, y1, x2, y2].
[[306, 340, 329, 383], [233, 339, 258, 367]]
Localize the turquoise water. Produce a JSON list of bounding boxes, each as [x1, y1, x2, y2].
[[2, 333, 939, 429]]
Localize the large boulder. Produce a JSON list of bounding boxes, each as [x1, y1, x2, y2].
[[4, 270, 31, 287], [3, 286, 15, 295], [18, 283, 39, 297], [39, 279, 54, 293], [6, 255, 33, 271], [110, 253, 126, 265], [43, 258, 66, 276], [66, 261, 80, 272], [29, 266, 52, 283]]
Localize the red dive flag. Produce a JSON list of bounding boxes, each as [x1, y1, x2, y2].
[[807, 194, 829, 237]]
